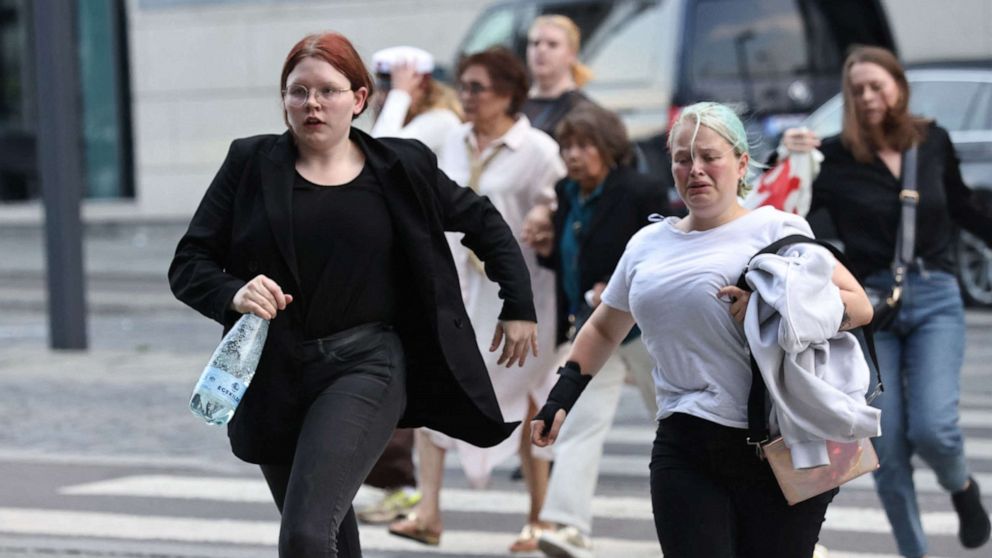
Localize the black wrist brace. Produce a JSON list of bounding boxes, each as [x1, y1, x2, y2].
[[532, 361, 592, 436]]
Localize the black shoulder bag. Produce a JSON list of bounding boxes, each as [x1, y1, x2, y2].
[[866, 145, 919, 331]]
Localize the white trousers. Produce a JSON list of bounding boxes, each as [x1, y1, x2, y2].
[[539, 338, 657, 534]]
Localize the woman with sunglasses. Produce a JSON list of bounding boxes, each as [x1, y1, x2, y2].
[[170, 32, 538, 558]]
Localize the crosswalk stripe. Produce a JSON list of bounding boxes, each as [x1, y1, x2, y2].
[[60, 475, 654, 520], [0, 505, 959, 557], [57, 473, 984, 538], [607, 425, 992, 459], [0, 508, 664, 556], [823, 506, 956, 536]]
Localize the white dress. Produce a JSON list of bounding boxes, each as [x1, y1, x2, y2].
[[432, 115, 565, 488]]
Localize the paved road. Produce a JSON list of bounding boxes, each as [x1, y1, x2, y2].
[[0, 222, 990, 556]]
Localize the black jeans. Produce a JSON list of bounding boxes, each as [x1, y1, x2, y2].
[[650, 413, 836, 558], [260, 323, 407, 558]]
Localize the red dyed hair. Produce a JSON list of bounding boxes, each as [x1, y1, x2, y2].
[[280, 32, 375, 121]]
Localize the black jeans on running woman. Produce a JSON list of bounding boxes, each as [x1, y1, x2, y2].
[[651, 412, 837, 558], [260, 323, 407, 558]]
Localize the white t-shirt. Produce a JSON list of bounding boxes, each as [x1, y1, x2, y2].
[[600, 206, 813, 428]]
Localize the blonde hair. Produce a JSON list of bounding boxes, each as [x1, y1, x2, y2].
[[406, 79, 464, 125], [530, 15, 593, 87]]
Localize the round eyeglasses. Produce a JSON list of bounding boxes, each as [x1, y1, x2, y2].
[[283, 84, 352, 107]]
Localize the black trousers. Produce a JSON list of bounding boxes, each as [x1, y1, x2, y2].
[[260, 323, 407, 558], [650, 413, 836, 558], [364, 428, 416, 490]]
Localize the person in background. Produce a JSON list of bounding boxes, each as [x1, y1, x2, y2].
[[356, 45, 464, 527], [169, 32, 538, 557], [369, 45, 462, 154], [532, 101, 874, 557], [781, 46, 992, 557], [388, 47, 565, 553], [521, 105, 668, 558], [522, 14, 595, 138]]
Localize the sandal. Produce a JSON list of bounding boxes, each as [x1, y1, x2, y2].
[[509, 523, 546, 553], [388, 512, 442, 546]]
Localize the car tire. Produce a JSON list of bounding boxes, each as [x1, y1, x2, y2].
[[956, 230, 992, 308]]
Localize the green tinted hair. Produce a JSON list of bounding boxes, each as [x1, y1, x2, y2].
[[667, 102, 752, 195]]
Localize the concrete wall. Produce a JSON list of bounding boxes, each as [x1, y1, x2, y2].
[[126, 0, 489, 220], [883, 0, 992, 63]]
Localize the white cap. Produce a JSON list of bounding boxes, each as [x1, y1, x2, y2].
[[371, 46, 435, 75]]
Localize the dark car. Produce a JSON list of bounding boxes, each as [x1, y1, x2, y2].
[[803, 66, 992, 307]]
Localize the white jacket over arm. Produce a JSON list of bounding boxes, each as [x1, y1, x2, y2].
[[743, 243, 882, 469]]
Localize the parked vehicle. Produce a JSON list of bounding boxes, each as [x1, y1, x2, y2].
[[454, 0, 896, 159], [802, 66, 992, 307]]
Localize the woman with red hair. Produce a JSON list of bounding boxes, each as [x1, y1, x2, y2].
[[169, 32, 539, 557]]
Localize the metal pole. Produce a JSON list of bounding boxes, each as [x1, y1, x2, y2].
[[33, 0, 88, 350]]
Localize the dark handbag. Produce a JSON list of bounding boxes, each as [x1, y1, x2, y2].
[[738, 235, 884, 505], [867, 145, 919, 331]]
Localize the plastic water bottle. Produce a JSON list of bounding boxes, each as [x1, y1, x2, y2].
[[189, 313, 269, 425]]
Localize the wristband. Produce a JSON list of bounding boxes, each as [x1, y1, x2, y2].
[[532, 361, 591, 436]]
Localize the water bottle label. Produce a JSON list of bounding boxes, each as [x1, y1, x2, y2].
[[197, 366, 246, 406]]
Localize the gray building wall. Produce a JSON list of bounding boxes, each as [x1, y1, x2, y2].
[[127, 0, 489, 219]]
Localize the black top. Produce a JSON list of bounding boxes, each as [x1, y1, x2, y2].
[[292, 165, 396, 339], [811, 123, 992, 279], [521, 90, 596, 138], [169, 129, 529, 463]]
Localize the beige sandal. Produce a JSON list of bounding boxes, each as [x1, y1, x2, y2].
[[388, 512, 442, 546], [509, 523, 546, 553]]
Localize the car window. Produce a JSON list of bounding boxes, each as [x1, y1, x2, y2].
[[584, 1, 663, 83], [688, 0, 806, 83], [461, 5, 517, 55], [910, 80, 986, 132], [967, 83, 992, 131]]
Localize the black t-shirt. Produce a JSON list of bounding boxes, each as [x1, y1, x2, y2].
[[522, 90, 595, 139], [811, 123, 992, 279], [291, 165, 397, 339]]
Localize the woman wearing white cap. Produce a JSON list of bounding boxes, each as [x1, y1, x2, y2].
[[370, 46, 463, 155]]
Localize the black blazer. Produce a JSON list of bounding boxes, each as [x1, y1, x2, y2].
[[539, 165, 669, 345], [169, 128, 534, 464]]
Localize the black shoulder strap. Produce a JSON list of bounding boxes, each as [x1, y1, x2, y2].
[[741, 235, 883, 449]]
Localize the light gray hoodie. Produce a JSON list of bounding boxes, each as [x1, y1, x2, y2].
[[743, 243, 882, 469]]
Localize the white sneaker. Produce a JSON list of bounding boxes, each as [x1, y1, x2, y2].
[[538, 525, 594, 558]]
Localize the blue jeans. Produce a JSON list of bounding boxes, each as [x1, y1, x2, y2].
[[865, 269, 970, 558]]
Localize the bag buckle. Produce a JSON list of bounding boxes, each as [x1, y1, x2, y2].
[[746, 436, 768, 460], [866, 382, 884, 404], [899, 189, 920, 202], [887, 285, 902, 306]]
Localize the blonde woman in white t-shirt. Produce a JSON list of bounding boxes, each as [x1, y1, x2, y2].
[[531, 102, 874, 558]]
